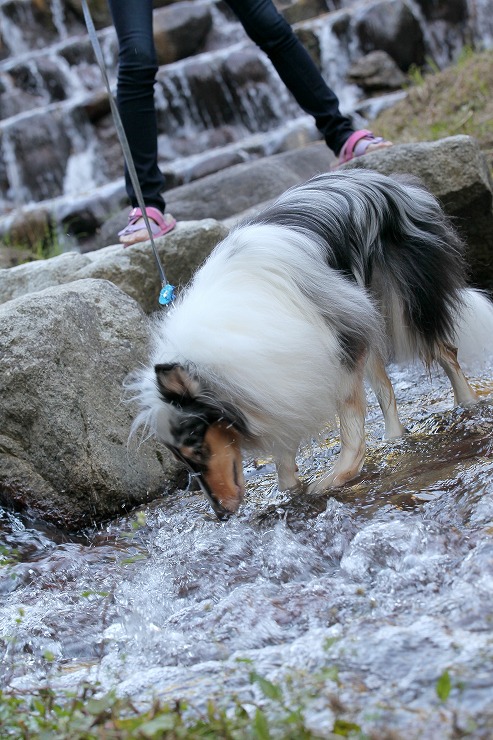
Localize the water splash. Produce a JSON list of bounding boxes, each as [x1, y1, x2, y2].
[[1, 360, 493, 736]]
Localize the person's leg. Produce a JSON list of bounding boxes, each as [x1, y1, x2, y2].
[[108, 0, 166, 211], [224, 0, 353, 154], [224, 0, 391, 160]]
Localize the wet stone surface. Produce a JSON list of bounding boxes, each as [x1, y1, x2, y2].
[[1, 361, 493, 738]]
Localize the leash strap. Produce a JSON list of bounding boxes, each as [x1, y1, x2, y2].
[[81, 0, 175, 305]]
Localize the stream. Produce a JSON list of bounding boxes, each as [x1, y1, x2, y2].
[[1, 357, 493, 738], [2, 0, 493, 736]]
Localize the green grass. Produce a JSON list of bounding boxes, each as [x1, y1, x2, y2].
[[0, 217, 63, 266], [373, 48, 493, 169]]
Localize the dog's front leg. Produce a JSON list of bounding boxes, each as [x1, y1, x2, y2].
[[309, 375, 366, 494], [274, 447, 301, 491]]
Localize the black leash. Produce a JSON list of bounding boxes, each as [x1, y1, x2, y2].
[[81, 0, 174, 306]]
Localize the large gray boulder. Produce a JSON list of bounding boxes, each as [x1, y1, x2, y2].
[[163, 143, 335, 221], [341, 135, 493, 290], [0, 279, 182, 530], [0, 219, 228, 313]]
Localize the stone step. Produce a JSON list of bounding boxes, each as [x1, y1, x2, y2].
[[0, 117, 324, 255]]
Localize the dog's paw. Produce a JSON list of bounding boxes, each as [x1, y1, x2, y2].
[[383, 422, 408, 440], [280, 480, 306, 495], [307, 468, 359, 495]]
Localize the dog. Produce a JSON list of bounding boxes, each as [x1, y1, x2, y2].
[[129, 169, 493, 519]]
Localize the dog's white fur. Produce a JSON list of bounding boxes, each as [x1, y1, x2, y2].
[[129, 170, 493, 516]]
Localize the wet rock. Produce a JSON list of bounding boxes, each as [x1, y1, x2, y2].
[[294, 27, 322, 68], [65, 0, 112, 30], [0, 154, 8, 202], [0, 278, 182, 530], [221, 47, 288, 128], [0, 219, 228, 313], [36, 56, 72, 101], [4, 109, 73, 204], [414, 0, 467, 23], [0, 30, 8, 62], [80, 90, 111, 122], [1, 0, 59, 52], [8, 56, 68, 105], [0, 0, 85, 55], [341, 135, 493, 290], [353, 0, 426, 71], [0, 73, 34, 119], [169, 57, 240, 130], [278, 0, 329, 25], [153, 2, 213, 66], [347, 50, 408, 92], [59, 32, 115, 69], [0, 68, 47, 120], [223, 48, 270, 88]]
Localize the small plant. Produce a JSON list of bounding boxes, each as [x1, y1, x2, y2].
[[0, 683, 297, 739], [406, 63, 426, 88], [0, 663, 368, 739], [0, 545, 21, 567], [436, 669, 452, 702]]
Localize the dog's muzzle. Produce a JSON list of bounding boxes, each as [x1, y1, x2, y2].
[[168, 446, 232, 521]]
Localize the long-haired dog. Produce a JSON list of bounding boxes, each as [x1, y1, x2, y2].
[[129, 170, 493, 519]]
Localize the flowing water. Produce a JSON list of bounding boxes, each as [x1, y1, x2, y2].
[[2, 2, 493, 733], [1, 359, 493, 738]]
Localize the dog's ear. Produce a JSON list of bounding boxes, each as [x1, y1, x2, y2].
[[155, 363, 201, 404]]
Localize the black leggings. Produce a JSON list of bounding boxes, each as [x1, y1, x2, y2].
[[224, 0, 353, 153], [108, 0, 165, 210], [108, 0, 354, 210]]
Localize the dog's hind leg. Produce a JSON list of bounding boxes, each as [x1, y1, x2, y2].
[[436, 342, 479, 407], [366, 353, 407, 439], [309, 369, 367, 493]]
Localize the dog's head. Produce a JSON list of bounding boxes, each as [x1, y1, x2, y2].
[[154, 363, 246, 519]]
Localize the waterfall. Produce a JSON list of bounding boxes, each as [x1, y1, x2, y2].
[[49, 0, 68, 41], [0, 6, 28, 55], [1, 130, 30, 208], [1, 0, 493, 248], [468, 0, 493, 48], [315, 13, 361, 115]]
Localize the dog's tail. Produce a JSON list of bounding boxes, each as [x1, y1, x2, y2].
[[455, 288, 493, 367]]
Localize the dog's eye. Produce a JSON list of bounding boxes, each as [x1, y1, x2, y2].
[[183, 429, 202, 446]]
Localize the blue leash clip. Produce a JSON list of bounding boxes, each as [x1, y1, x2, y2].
[[159, 283, 175, 305]]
